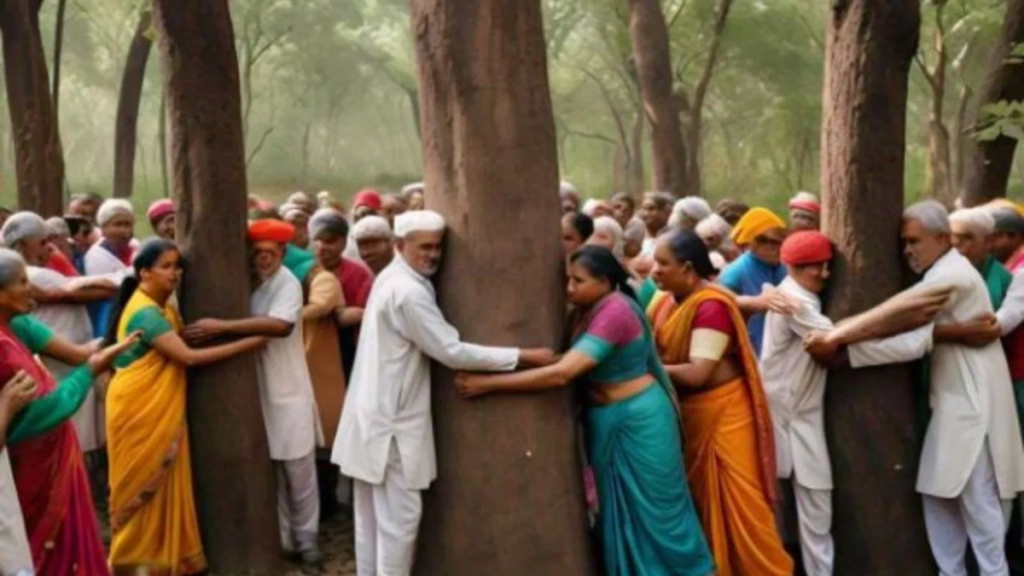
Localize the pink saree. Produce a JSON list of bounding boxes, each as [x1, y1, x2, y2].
[[0, 325, 109, 575]]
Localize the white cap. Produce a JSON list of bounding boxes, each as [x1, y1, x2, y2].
[[97, 199, 135, 227], [394, 210, 445, 238], [351, 215, 393, 241]]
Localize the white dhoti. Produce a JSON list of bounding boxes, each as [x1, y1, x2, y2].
[[0, 452, 32, 576], [922, 446, 1008, 576], [353, 441, 423, 576], [276, 451, 321, 553], [793, 482, 834, 576]]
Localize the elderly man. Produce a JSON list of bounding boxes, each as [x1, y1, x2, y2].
[[85, 199, 137, 337], [351, 215, 394, 275], [351, 189, 383, 223], [184, 220, 323, 568], [669, 196, 713, 230], [610, 192, 635, 229], [333, 210, 554, 575], [788, 192, 821, 232], [560, 181, 581, 214], [43, 217, 79, 277], [716, 198, 750, 226], [763, 230, 942, 576], [639, 191, 674, 255], [950, 208, 1011, 309], [147, 199, 176, 242], [381, 194, 408, 228], [401, 183, 425, 211], [68, 192, 103, 225], [806, 200, 1024, 575]]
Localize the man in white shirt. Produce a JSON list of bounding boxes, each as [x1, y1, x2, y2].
[[332, 210, 554, 576], [762, 230, 940, 576], [804, 201, 1024, 575], [184, 219, 323, 568]]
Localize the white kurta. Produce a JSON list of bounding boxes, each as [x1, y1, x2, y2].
[[900, 249, 1024, 499], [332, 256, 520, 491], [0, 451, 32, 576], [997, 268, 1024, 335], [27, 267, 102, 451], [83, 243, 131, 282], [251, 267, 322, 461]]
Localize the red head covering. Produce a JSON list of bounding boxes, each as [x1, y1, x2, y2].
[[781, 230, 833, 266], [789, 198, 821, 214], [147, 199, 175, 222], [353, 189, 383, 211], [248, 219, 295, 243]]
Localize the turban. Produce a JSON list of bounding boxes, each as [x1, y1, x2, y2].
[[279, 202, 307, 221], [394, 210, 445, 238], [308, 208, 349, 240], [287, 191, 313, 207], [248, 219, 295, 244], [401, 182, 425, 196], [582, 199, 611, 217], [147, 199, 175, 223], [670, 197, 712, 227], [789, 191, 821, 214], [991, 207, 1024, 235], [730, 207, 785, 246], [353, 189, 383, 211], [45, 216, 70, 238], [97, 199, 135, 227], [559, 181, 578, 196], [1, 212, 48, 247], [984, 198, 1024, 218], [351, 215, 393, 241], [781, 231, 833, 266], [949, 207, 996, 236]]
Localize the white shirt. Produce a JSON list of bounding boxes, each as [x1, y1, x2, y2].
[[0, 451, 32, 575], [251, 267, 322, 461], [83, 243, 131, 283], [332, 256, 520, 490], [888, 249, 1024, 499], [761, 277, 933, 490]]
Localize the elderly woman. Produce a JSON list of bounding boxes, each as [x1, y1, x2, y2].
[[147, 199, 176, 241], [351, 215, 394, 275], [670, 196, 713, 230], [85, 199, 136, 337], [696, 213, 736, 272]]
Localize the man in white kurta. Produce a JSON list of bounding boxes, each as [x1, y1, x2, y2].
[[762, 231, 935, 576], [333, 211, 527, 576]]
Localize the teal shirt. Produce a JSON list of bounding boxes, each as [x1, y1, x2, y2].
[[113, 306, 174, 369], [283, 244, 316, 283], [981, 256, 1012, 310]]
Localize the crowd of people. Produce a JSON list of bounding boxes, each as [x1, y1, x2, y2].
[[0, 180, 1024, 576]]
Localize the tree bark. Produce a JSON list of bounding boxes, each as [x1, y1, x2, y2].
[[628, 0, 689, 196], [411, 0, 593, 573], [112, 10, 153, 199], [961, 0, 1024, 206], [152, 0, 281, 572], [630, 106, 645, 195], [158, 91, 169, 198], [820, 1, 933, 573], [51, 0, 66, 122], [921, 4, 955, 205], [0, 0, 65, 216]]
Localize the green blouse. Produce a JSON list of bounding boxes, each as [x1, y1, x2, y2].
[[113, 306, 173, 369]]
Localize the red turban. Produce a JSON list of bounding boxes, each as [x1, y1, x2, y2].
[[248, 219, 295, 243], [353, 189, 382, 211], [147, 199, 175, 222], [789, 199, 821, 214], [781, 231, 833, 266]]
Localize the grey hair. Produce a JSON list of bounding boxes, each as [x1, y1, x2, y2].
[[46, 216, 71, 238], [623, 217, 646, 244], [592, 216, 625, 258], [0, 248, 25, 288], [644, 191, 676, 209], [1, 211, 48, 248], [903, 200, 951, 234]]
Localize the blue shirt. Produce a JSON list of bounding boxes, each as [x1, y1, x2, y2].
[[718, 251, 787, 356]]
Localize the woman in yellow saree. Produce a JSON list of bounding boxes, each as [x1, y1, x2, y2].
[[105, 239, 268, 574], [648, 230, 792, 576]]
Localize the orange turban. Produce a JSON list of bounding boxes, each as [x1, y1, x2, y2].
[[248, 219, 295, 243], [730, 207, 786, 246], [781, 230, 833, 266]]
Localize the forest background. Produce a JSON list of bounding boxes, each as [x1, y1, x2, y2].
[[0, 0, 1013, 212]]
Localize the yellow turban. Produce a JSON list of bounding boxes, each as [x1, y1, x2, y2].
[[983, 198, 1024, 218], [730, 207, 786, 246]]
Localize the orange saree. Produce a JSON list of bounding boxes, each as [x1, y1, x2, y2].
[[650, 286, 792, 576]]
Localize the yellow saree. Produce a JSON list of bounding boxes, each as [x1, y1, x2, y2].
[[650, 286, 792, 576], [106, 291, 206, 575]]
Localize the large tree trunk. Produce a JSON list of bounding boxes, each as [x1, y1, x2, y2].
[[961, 0, 1024, 206], [820, 1, 933, 574], [152, 0, 281, 572], [628, 0, 689, 196], [51, 0, 67, 122], [922, 4, 955, 205], [112, 10, 153, 199], [411, 0, 593, 573], [1, 0, 65, 216]]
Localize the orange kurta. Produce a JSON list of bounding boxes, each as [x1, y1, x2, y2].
[[651, 286, 792, 576], [302, 269, 347, 444]]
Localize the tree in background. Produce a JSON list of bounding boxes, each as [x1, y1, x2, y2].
[[820, 0, 934, 572], [112, 8, 153, 199], [411, 0, 593, 572]]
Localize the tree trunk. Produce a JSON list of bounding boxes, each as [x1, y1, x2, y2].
[[411, 0, 593, 573], [951, 84, 972, 190], [152, 0, 281, 572], [112, 10, 153, 199], [820, 1, 933, 574], [629, 106, 645, 194], [628, 0, 689, 196], [961, 0, 1024, 206], [0, 0, 65, 216], [51, 0, 66, 122], [158, 91, 169, 198], [922, 5, 955, 205]]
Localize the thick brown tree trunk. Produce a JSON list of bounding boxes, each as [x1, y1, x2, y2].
[[113, 10, 153, 199], [628, 0, 689, 197], [961, 0, 1024, 206], [820, 1, 933, 573], [51, 0, 66, 122], [411, 0, 592, 573], [153, 0, 281, 572], [1, 0, 65, 216]]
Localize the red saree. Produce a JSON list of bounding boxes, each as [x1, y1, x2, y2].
[[0, 324, 108, 576]]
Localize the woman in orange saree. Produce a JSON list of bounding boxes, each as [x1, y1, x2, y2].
[[648, 230, 792, 576]]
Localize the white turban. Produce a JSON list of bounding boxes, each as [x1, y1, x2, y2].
[[950, 207, 996, 236], [591, 216, 625, 258], [351, 215, 393, 241], [559, 181, 578, 196], [45, 216, 70, 238], [394, 210, 445, 238], [96, 199, 135, 227], [401, 182, 425, 196], [279, 202, 307, 221], [287, 191, 313, 207], [1, 211, 48, 247], [669, 197, 712, 227]]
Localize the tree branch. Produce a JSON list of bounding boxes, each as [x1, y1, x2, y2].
[[915, 53, 938, 91], [666, 0, 690, 29], [246, 127, 274, 167], [692, 0, 735, 116], [581, 68, 630, 153]]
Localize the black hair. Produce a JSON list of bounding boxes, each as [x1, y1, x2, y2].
[[666, 229, 716, 279], [610, 192, 635, 209], [569, 245, 638, 302], [565, 211, 594, 241], [64, 215, 91, 237], [103, 238, 179, 346]]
